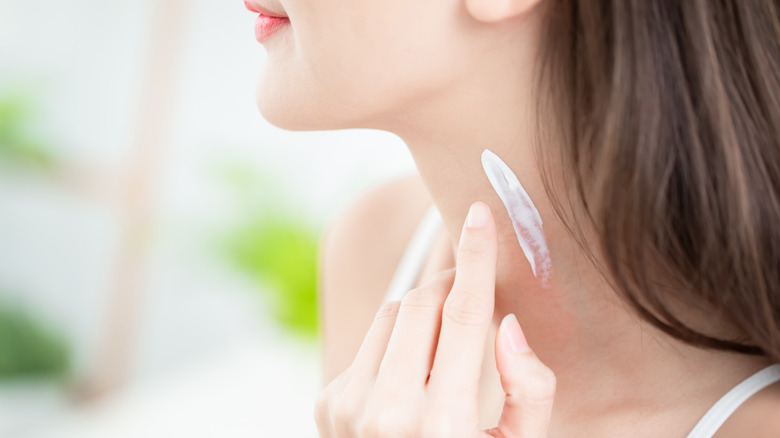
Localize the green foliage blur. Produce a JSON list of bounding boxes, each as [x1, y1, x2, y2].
[[0, 90, 71, 381], [215, 160, 320, 339], [224, 215, 319, 338], [0, 91, 55, 172], [0, 300, 71, 381]]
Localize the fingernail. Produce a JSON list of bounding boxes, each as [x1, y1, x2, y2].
[[466, 202, 491, 228], [501, 314, 531, 353]]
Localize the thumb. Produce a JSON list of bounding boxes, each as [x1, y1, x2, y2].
[[485, 313, 556, 438]]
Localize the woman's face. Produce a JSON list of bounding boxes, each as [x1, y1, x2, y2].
[[251, 0, 477, 131]]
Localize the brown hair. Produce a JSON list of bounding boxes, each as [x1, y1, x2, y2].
[[536, 0, 780, 361]]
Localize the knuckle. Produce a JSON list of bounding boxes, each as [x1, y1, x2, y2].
[[399, 287, 443, 315], [442, 292, 490, 327], [531, 365, 558, 399], [331, 396, 361, 434], [425, 268, 456, 286], [457, 243, 490, 263], [420, 410, 461, 438], [517, 365, 557, 406], [374, 300, 401, 321], [357, 408, 407, 438], [313, 390, 329, 419], [314, 387, 339, 430]]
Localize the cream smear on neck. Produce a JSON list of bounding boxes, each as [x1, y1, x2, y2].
[[481, 149, 552, 286]]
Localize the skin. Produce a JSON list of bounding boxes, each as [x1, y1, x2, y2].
[[249, 0, 780, 435], [316, 203, 556, 437]]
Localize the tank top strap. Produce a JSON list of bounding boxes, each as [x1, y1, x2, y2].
[[686, 363, 780, 438], [382, 204, 443, 303]]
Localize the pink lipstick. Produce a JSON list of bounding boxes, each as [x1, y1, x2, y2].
[[244, 0, 290, 43], [254, 15, 289, 42]]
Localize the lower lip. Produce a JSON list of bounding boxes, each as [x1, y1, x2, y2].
[[255, 14, 290, 42]]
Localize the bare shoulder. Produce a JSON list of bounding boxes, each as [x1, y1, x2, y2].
[[317, 174, 433, 385], [715, 380, 780, 437]]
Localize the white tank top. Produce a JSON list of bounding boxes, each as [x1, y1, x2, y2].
[[382, 204, 780, 437]]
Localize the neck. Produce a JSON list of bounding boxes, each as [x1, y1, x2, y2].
[[385, 63, 771, 421]]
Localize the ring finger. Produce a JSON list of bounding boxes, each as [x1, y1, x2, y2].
[[373, 269, 456, 393]]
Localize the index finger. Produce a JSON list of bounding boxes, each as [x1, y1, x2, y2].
[[428, 201, 498, 400]]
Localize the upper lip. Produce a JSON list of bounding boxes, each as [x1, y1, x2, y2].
[[244, 0, 288, 18]]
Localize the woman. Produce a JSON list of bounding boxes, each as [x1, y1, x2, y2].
[[246, 0, 780, 436]]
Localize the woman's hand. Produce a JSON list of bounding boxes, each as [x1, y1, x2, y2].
[[314, 201, 557, 438]]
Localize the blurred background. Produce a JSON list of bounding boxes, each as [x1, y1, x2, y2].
[[0, 0, 416, 436]]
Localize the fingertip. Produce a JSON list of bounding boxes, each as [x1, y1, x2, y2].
[[466, 201, 492, 228], [494, 316, 556, 396], [500, 313, 531, 354], [456, 201, 498, 264]]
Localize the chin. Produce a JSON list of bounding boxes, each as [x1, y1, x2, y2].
[[255, 97, 379, 132], [255, 83, 319, 131], [256, 102, 317, 131], [254, 70, 396, 132]]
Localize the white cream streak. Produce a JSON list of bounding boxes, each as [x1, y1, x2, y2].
[[481, 149, 552, 286]]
